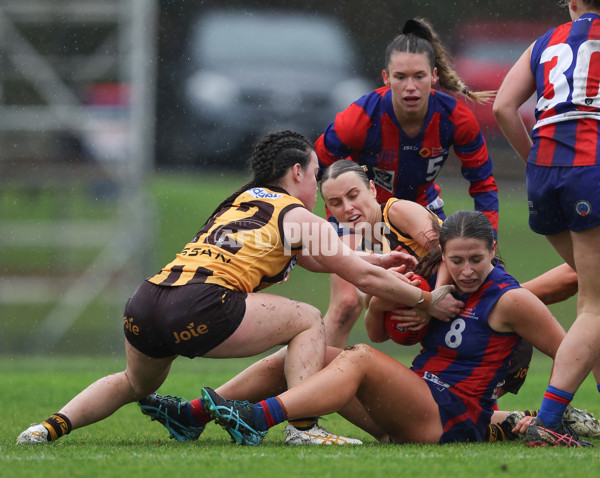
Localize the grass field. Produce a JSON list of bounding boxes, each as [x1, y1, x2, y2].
[[2, 168, 599, 476], [2, 353, 600, 478], [1, 168, 576, 354]]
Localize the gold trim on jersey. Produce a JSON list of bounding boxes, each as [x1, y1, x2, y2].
[[148, 187, 304, 292], [362, 198, 441, 259]]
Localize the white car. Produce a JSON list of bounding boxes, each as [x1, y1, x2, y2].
[[157, 9, 373, 168]]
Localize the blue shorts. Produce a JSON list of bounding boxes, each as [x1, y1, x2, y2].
[[527, 163, 600, 235], [422, 380, 488, 443]]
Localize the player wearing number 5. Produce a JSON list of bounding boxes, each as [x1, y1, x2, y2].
[[16, 130, 461, 445], [493, 0, 600, 447], [316, 17, 499, 348]]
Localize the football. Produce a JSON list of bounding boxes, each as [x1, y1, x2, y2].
[[384, 274, 431, 346]]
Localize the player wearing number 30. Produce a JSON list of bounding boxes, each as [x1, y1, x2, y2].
[[493, 0, 600, 447]]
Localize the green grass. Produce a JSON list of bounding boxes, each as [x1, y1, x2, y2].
[[2, 353, 600, 478], [1, 169, 597, 475], [0, 170, 578, 355]]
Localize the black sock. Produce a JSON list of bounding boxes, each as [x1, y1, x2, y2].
[[288, 417, 317, 431], [486, 423, 507, 442], [42, 413, 72, 441]]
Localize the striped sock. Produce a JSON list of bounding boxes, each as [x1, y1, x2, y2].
[[537, 385, 574, 429], [42, 413, 72, 441], [188, 398, 212, 426], [252, 397, 286, 431], [486, 423, 507, 442]]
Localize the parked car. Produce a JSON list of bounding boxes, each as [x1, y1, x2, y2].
[[452, 20, 554, 139], [156, 9, 373, 169]]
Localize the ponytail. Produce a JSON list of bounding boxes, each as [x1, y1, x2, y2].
[[386, 17, 495, 104]]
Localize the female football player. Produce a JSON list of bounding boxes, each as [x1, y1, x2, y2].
[[200, 210, 584, 446], [16, 130, 461, 445], [316, 17, 498, 348], [136, 165, 585, 445], [493, 0, 600, 447]]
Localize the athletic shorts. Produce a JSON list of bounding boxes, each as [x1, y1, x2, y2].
[[422, 380, 489, 443], [527, 163, 600, 235], [123, 280, 246, 359], [501, 338, 533, 395]]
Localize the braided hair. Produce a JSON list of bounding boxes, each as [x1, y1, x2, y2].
[[203, 130, 314, 226], [385, 17, 495, 104]]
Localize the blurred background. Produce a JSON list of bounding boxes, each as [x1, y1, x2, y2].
[[0, 0, 572, 356]]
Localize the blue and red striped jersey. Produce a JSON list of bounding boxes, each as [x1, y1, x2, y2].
[[315, 87, 498, 231], [529, 13, 600, 166], [411, 262, 521, 432]]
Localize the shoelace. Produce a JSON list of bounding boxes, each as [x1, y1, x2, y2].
[[529, 423, 584, 447]]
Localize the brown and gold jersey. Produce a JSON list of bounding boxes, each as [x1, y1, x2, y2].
[[148, 187, 304, 292], [362, 198, 442, 259]]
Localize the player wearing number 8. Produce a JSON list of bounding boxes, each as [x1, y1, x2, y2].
[[493, 0, 600, 446], [201, 210, 567, 445], [16, 130, 462, 445], [316, 17, 498, 350]]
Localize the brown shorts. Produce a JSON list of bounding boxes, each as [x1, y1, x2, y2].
[[501, 338, 533, 395], [123, 280, 246, 358]]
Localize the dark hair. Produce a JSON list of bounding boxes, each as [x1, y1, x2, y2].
[[203, 130, 314, 225], [320, 161, 370, 194], [385, 17, 494, 103], [439, 210, 494, 252], [564, 0, 600, 9], [414, 210, 498, 279]]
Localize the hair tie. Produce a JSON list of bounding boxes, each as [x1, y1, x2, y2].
[[402, 19, 432, 42]]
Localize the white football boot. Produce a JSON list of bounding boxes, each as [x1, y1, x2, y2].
[[284, 424, 362, 445], [563, 404, 600, 438], [16, 424, 49, 444]]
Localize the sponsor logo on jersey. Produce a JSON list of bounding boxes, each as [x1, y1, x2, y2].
[[419, 146, 444, 158], [377, 149, 398, 169], [459, 306, 479, 321], [426, 197, 445, 211], [372, 167, 395, 193], [248, 188, 283, 199]]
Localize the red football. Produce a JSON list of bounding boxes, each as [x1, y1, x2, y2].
[[384, 275, 431, 346]]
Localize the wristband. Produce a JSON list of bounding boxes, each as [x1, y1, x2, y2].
[[414, 290, 432, 310]]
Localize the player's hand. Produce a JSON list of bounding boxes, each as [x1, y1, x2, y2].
[[379, 250, 417, 271], [511, 415, 534, 435], [427, 285, 464, 321], [387, 307, 431, 330]]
